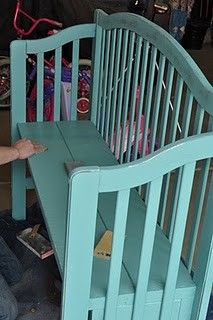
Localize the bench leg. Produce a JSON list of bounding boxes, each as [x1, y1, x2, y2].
[[11, 161, 26, 220]]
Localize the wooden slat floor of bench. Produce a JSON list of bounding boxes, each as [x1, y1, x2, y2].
[[18, 122, 72, 272], [18, 120, 196, 313], [17, 120, 119, 272]]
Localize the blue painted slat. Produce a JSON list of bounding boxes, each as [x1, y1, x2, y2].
[[133, 40, 149, 160], [36, 52, 44, 121], [159, 63, 175, 148], [114, 30, 129, 159], [109, 29, 122, 151], [54, 47, 62, 121], [167, 78, 189, 239], [96, 30, 106, 131], [10, 40, 27, 220], [90, 25, 103, 125], [180, 88, 193, 138], [168, 87, 193, 237], [104, 189, 130, 320], [132, 177, 163, 320], [193, 104, 205, 134], [119, 31, 135, 164], [70, 40, 79, 120], [150, 54, 166, 153], [170, 75, 184, 143], [191, 177, 213, 320], [141, 46, 157, 157], [158, 69, 180, 227], [125, 35, 142, 162], [186, 158, 211, 272], [160, 162, 196, 320], [104, 29, 116, 143], [100, 30, 111, 137]]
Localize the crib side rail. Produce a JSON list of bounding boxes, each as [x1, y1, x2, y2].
[[94, 10, 213, 116], [64, 133, 213, 320], [90, 14, 213, 296]]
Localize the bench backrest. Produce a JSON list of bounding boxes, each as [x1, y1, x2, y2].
[[63, 133, 213, 320]]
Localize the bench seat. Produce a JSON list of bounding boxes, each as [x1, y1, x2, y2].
[[18, 120, 196, 315]]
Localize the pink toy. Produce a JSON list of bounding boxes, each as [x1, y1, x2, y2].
[[112, 114, 150, 160]]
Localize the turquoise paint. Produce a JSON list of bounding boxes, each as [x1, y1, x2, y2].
[[11, 9, 213, 320]]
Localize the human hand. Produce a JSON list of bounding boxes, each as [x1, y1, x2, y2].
[[13, 138, 47, 160]]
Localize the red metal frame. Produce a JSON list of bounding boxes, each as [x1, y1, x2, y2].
[[13, 0, 62, 38]]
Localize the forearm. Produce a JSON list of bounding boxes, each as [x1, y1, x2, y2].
[[0, 146, 19, 165]]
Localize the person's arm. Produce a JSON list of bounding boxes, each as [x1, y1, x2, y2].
[[0, 146, 19, 165], [0, 138, 45, 165]]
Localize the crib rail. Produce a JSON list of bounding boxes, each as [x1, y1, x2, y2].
[[90, 11, 213, 320], [64, 133, 213, 320]]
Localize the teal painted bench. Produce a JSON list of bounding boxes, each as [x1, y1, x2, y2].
[[10, 10, 213, 320]]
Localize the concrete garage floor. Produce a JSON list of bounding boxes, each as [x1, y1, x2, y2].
[[0, 36, 212, 319]]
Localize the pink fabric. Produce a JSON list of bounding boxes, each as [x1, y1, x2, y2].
[[112, 114, 150, 159]]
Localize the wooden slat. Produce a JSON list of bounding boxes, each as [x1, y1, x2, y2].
[[104, 29, 116, 142], [191, 177, 213, 320], [141, 46, 157, 157], [186, 158, 211, 272], [160, 162, 196, 320], [114, 30, 129, 158], [109, 29, 122, 151], [70, 40, 80, 120], [119, 31, 135, 163], [193, 104, 205, 134], [150, 54, 166, 153], [36, 52, 44, 121], [133, 40, 149, 160], [159, 63, 175, 148], [54, 47, 62, 121], [170, 75, 184, 143], [180, 89, 193, 138], [159, 63, 174, 228], [90, 25, 103, 124], [97, 30, 106, 131], [132, 177, 163, 320], [126, 35, 142, 162], [11, 41, 27, 220], [101, 30, 111, 137], [158, 71, 182, 227], [104, 189, 130, 320]]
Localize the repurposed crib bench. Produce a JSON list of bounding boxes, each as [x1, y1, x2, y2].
[[10, 8, 213, 320], [16, 120, 212, 320]]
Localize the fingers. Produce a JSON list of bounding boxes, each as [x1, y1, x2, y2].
[[13, 139, 48, 159], [33, 143, 48, 154]]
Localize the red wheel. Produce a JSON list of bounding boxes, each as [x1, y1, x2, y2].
[[77, 97, 89, 114]]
